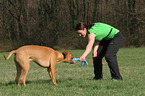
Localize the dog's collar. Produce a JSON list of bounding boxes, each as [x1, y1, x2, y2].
[[62, 53, 66, 59]]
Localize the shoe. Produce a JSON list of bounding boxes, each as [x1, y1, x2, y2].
[[93, 77, 103, 80], [111, 78, 123, 81]]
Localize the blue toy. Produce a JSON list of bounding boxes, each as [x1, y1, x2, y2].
[[72, 58, 88, 66], [72, 58, 79, 63], [81, 60, 88, 66]]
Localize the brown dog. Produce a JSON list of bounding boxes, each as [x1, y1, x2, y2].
[[4, 45, 75, 86]]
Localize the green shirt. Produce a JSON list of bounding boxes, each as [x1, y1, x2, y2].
[[88, 23, 118, 41]]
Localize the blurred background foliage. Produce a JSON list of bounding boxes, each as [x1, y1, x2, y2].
[[0, 0, 144, 51]]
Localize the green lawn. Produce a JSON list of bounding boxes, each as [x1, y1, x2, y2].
[[0, 48, 145, 96]]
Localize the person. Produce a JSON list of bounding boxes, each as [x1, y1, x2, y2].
[[75, 22, 124, 80]]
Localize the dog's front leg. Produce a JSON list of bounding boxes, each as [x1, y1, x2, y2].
[[47, 67, 52, 79], [50, 67, 57, 85], [47, 67, 57, 85]]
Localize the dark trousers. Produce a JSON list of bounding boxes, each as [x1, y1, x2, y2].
[[93, 32, 124, 80]]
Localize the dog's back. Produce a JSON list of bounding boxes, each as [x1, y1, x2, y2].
[[4, 45, 55, 61], [17, 45, 54, 55]]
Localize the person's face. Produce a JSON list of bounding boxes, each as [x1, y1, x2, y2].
[[77, 28, 87, 38]]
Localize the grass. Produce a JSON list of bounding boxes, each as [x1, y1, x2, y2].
[[0, 48, 145, 96]]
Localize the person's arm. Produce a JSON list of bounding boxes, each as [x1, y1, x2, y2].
[[93, 41, 100, 57], [79, 33, 96, 61]]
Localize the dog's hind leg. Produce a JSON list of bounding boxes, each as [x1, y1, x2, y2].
[[14, 58, 22, 86], [20, 61, 30, 86], [16, 55, 30, 86]]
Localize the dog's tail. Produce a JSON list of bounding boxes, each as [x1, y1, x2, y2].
[[4, 50, 16, 60]]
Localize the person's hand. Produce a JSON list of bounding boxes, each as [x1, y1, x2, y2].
[[93, 51, 97, 57], [79, 56, 85, 61], [72, 58, 88, 66]]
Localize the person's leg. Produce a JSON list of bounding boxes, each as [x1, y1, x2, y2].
[[105, 32, 124, 80], [93, 40, 109, 79]]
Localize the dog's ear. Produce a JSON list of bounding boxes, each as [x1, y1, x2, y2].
[[62, 51, 68, 59], [63, 51, 68, 56], [63, 51, 75, 58]]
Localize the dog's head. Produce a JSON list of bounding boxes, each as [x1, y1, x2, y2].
[[62, 52, 76, 64]]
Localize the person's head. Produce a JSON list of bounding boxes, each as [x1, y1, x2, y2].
[[75, 22, 87, 38]]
